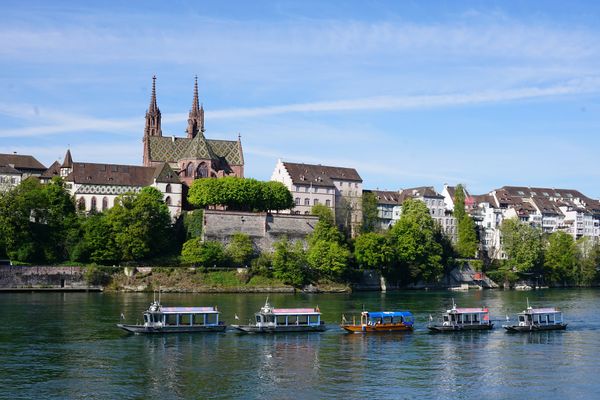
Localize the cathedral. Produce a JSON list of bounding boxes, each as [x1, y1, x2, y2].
[[142, 76, 244, 187]]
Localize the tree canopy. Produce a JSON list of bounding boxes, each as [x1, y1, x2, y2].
[[500, 219, 543, 273]]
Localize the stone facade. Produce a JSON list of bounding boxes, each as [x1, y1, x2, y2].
[[202, 210, 319, 254]]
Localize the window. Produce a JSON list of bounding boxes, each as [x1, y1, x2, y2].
[[304, 211, 309, 215], [77, 197, 86, 211], [196, 163, 208, 178], [325, 199, 331, 207], [90, 197, 97, 211], [304, 198, 310, 206], [295, 197, 300, 205], [313, 199, 319, 205], [186, 163, 193, 177], [102, 197, 108, 210], [165, 196, 171, 206], [165, 184, 172, 193]]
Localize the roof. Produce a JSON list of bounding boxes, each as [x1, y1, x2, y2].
[[365, 189, 401, 205], [41, 161, 61, 179], [524, 308, 561, 314], [148, 135, 243, 166], [271, 308, 320, 315], [451, 308, 489, 314], [0, 165, 21, 175], [0, 153, 46, 171], [398, 186, 444, 202], [366, 311, 413, 318], [66, 162, 180, 186], [158, 306, 218, 314], [282, 162, 362, 187]]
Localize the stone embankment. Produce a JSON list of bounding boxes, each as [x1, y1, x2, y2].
[[0, 265, 100, 291]]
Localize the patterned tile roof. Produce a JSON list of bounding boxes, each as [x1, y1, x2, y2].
[[67, 162, 180, 186], [148, 135, 243, 166]]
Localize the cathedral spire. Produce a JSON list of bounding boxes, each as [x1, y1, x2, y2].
[[187, 75, 205, 138], [144, 75, 162, 137]]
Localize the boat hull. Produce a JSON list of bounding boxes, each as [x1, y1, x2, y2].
[[232, 324, 327, 333], [428, 323, 494, 332], [341, 324, 413, 333], [117, 324, 227, 334], [504, 323, 567, 332]]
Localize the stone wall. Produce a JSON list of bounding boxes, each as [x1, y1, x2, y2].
[[0, 265, 89, 289], [202, 210, 319, 252]]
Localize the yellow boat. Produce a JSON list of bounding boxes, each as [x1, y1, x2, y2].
[[341, 311, 414, 333]]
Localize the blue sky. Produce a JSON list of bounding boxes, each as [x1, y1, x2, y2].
[[1, 0, 600, 197]]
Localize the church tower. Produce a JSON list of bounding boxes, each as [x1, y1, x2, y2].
[[143, 76, 161, 166], [186, 76, 205, 138]]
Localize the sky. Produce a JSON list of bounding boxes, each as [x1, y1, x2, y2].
[[1, 0, 599, 197]]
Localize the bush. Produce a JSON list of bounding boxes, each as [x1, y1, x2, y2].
[[84, 264, 112, 286], [181, 239, 225, 268]]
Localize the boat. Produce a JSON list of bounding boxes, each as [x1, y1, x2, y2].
[[428, 300, 493, 332], [340, 311, 414, 333], [117, 300, 226, 334], [232, 299, 326, 333], [503, 300, 567, 332]]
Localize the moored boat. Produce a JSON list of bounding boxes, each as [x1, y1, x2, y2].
[[428, 300, 493, 332], [232, 299, 326, 333], [503, 301, 567, 332], [340, 311, 414, 333], [117, 301, 226, 334]]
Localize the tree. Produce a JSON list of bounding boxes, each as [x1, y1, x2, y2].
[[260, 181, 294, 211], [361, 191, 379, 233], [310, 203, 335, 225], [75, 213, 119, 264], [181, 239, 225, 267], [354, 232, 394, 271], [307, 240, 350, 280], [272, 238, 309, 287], [577, 238, 600, 285], [453, 184, 478, 258], [388, 199, 444, 283], [226, 232, 255, 267], [500, 219, 543, 274], [544, 231, 577, 284]]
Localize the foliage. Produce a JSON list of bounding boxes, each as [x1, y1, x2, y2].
[[544, 231, 577, 284], [576, 238, 600, 285], [271, 238, 309, 287], [73, 213, 119, 264], [453, 184, 478, 258], [250, 252, 273, 278], [388, 199, 444, 283], [453, 183, 466, 221], [310, 204, 335, 225], [181, 239, 225, 267], [183, 209, 204, 240], [361, 191, 379, 233], [225, 232, 255, 267], [500, 219, 543, 274], [84, 264, 113, 286], [354, 232, 394, 271], [307, 240, 350, 280], [187, 177, 294, 212]]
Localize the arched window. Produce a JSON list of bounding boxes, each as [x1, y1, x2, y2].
[[304, 198, 310, 206], [165, 184, 172, 193], [186, 163, 193, 177], [165, 196, 171, 206], [196, 162, 208, 178], [90, 197, 97, 211], [77, 197, 86, 211], [295, 197, 300, 205], [102, 197, 109, 210]]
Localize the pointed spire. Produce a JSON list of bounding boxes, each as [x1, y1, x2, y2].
[[144, 75, 162, 138], [149, 75, 159, 113], [187, 76, 205, 138], [61, 149, 73, 168], [191, 75, 200, 114]]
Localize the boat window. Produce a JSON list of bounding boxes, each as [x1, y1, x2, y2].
[[164, 314, 176, 326], [519, 315, 525, 322], [548, 314, 555, 323], [192, 314, 204, 325], [443, 316, 449, 322], [205, 313, 217, 325], [144, 314, 149, 323], [276, 316, 287, 326], [256, 315, 262, 324], [266, 315, 275, 323], [180, 314, 191, 325], [450, 314, 456, 322], [297, 315, 308, 325], [288, 315, 298, 325], [473, 314, 479, 323], [464, 314, 471, 323]]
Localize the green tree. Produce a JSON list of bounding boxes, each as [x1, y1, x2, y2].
[[260, 181, 295, 211], [453, 184, 466, 221], [271, 238, 309, 287], [388, 199, 444, 283], [226, 232, 255, 267], [544, 231, 577, 284], [453, 184, 478, 258], [354, 232, 394, 271], [361, 191, 379, 233], [500, 219, 543, 274], [310, 203, 335, 225], [181, 239, 225, 267], [577, 238, 600, 285], [75, 213, 119, 264], [306, 240, 350, 280]]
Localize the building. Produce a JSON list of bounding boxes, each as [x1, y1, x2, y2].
[[271, 159, 363, 235], [142, 76, 244, 187], [397, 187, 457, 241], [364, 189, 401, 230], [0, 153, 46, 191], [42, 150, 183, 218]]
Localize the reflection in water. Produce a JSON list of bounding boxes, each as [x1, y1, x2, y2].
[[1, 289, 600, 399]]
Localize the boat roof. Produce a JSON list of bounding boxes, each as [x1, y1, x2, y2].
[[450, 308, 489, 314], [522, 308, 561, 314], [270, 308, 320, 315], [366, 311, 413, 318], [154, 306, 219, 314]]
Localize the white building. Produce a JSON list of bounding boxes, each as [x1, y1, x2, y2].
[[271, 159, 363, 236], [397, 187, 458, 241], [0, 153, 46, 191], [42, 150, 183, 219]]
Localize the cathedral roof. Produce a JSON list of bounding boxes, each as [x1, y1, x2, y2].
[[65, 162, 179, 186], [148, 136, 243, 166]]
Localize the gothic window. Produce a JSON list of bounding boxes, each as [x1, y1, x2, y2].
[[166, 184, 172, 193], [77, 197, 86, 211], [186, 163, 193, 177], [102, 197, 108, 210], [196, 163, 208, 178], [90, 197, 97, 211], [165, 196, 171, 206]]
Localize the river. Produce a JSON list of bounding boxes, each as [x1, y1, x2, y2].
[[1, 289, 599, 399]]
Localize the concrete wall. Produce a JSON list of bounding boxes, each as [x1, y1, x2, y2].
[[202, 210, 319, 252], [0, 266, 88, 289]]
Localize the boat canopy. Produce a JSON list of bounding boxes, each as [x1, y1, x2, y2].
[[271, 308, 320, 315], [452, 308, 488, 314], [367, 311, 413, 319], [526, 308, 561, 314], [158, 307, 218, 314]]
